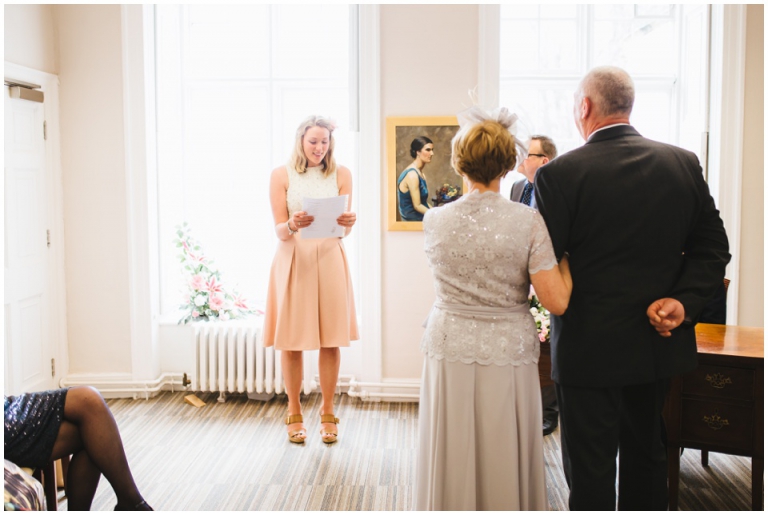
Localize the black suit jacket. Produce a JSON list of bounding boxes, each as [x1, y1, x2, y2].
[[535, 125, 730, 387]]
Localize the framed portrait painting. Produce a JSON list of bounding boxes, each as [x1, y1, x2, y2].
[[387, 116, 462, 231]]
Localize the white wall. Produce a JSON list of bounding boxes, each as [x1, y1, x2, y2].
[[4, 4, 58, 74], [54, 5, 133, 374], [379, 5, 480, 379], [5, 5, 762, 385], [737, 4, 764, 327]]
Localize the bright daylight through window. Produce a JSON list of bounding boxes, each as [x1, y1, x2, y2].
[[498, 4, 710, 178], [155, 5, 358, 317]]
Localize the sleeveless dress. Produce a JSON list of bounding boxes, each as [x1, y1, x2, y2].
[[263, 165, 358, 351], [397, 168, 429, 221], [414, 191, 556, 510]]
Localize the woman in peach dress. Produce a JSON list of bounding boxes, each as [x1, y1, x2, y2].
[[264, 115, 358, 444]]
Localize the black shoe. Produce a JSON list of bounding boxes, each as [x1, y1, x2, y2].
[[115, 500, 153, 511], [543, 418, 558, 436]]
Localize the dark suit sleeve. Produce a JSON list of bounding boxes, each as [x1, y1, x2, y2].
[[669, 163, 731, 322], [510, 180, 520, 202], [534, 166, 569, 260]]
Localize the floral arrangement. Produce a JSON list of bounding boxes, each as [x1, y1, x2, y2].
[[529, 291, 550, 343], [432, 184, 462, 206], [174, 222, 259, 324]]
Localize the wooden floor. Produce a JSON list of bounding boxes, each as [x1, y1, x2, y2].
[[58, 391, 759, 511]]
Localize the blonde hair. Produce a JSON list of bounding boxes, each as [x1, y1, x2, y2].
[[289, 115, 337, 176], [451, 120, 518, 185]]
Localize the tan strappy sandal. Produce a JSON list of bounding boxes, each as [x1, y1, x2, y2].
[[319, 413, 340, 444], [285, 414, 307, 444]]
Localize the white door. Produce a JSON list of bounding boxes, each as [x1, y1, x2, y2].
[[4, 85, 54, 395]]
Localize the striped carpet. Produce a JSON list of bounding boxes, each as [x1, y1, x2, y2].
[[59, 391, 758, 511]]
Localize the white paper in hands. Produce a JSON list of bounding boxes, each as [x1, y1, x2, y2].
[[301, 195, 348, 239]]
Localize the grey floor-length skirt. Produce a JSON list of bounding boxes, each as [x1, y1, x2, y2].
[[414, 356, 548, 510]]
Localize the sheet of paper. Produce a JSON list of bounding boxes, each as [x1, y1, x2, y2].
[[301, 195, 348, 239]]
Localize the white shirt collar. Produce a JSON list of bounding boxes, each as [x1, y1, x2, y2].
[[587, 123, 630, 141]]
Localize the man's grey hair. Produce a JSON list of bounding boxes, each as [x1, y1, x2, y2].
[[531, 135, 558, 160], [581, 66, 635, 117]]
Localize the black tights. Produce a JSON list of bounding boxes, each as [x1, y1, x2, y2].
[[48, 386, 151, 511]]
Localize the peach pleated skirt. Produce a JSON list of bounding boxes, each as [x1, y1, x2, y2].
[[263, 234, 358, 350]]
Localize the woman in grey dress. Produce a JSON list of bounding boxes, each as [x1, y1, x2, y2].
[[415, 108, 572, 510]]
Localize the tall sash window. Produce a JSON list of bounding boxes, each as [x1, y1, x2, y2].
[[496, 5, 710, 191], [155, 5, 359, 316]]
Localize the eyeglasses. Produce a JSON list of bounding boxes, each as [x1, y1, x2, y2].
[[526, 153, 546, 159]]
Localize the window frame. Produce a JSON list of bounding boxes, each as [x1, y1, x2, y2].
[[478, 4, 747, 324]]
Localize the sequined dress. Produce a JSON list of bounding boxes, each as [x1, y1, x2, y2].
[[4, 388, 68, 468], [415, 191, 556, 510]]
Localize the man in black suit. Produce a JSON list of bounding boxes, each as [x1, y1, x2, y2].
[[510, 135, 560, 436], [535, 66, 730, 510]]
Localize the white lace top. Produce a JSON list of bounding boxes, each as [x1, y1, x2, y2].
[[286, 165, 339, 218], [420, 191, 558, 366]]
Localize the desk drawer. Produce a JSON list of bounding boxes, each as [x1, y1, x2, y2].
[[681, 364, 754, 400], [680, 399, 753, 451]]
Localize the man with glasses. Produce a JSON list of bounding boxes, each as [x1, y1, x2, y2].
[[510, 135, 560, 437], [510, 136, 558, 210]]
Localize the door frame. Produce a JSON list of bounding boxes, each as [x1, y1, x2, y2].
[[4, 61, 68, 389]]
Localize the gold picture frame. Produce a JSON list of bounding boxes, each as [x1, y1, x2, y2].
[[387, 116, 461, 231]]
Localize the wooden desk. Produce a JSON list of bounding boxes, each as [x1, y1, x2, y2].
[[665, 324, 764, 511]]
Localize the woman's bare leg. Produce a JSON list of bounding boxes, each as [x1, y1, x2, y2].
[[318, 347, 341, 436], [281, 350, 306, 441], [49, 386, 150, 510]]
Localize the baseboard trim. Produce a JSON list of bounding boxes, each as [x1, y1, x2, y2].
[[60, 372, 187, 399]]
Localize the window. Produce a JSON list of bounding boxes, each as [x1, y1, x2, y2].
[[155, 5, 358, 315], [498, 4, 710, 177]]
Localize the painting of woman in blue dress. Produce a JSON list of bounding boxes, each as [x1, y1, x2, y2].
[[397, 136, 434, 221]]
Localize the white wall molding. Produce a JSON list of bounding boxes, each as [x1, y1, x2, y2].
[[121, 5, 161, 380], [708, 5, 746, 324], [348, 377, 420, 402], [60, 372, 186, 399], [358, 5, 383, 384], [478, 5, 500, 108], [4, 61, 69, 388]]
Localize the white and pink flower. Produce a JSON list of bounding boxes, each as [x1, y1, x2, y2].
[[205, 277, 223, 294], [233, 294, 250, 311], [175, 223, 258, 324], [190, 274, 205, 291], [209, 295, 224, 311]]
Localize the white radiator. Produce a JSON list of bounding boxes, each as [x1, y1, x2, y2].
[[190, 319, 317, 402]]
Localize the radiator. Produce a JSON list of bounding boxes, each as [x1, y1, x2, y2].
[[190, 320, 317, 402]]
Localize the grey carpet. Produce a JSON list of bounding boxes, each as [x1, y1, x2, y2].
[[58, 391, 758, 511]]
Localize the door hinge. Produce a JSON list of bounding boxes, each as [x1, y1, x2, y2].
[[51, 358, 55, 377], [46, 230, 51, 248], [43, 120, 47, 140]]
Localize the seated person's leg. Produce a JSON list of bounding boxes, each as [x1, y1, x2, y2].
[[49, 386, 152, 511]]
